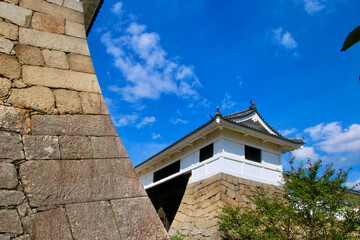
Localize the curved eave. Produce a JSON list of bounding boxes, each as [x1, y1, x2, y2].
[[135, 118, 216, 170], [225, 108, 280, 136], [82, 0, 104, 36], [224, 107, 302, 143], [221, 117, 304, 146]]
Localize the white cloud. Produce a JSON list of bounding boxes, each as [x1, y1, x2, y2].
[[101, 10, 201, 103], [187, 98, 211, 109], [136, 116, 156, 129], [289, 122, 360, 168], [170, 118, 188, 125], [273, 27, 298, 49], [221, 92, 236, 110], [305, 122, 342, 141], [236, 76, 243, 87], [279, 128, 297, 136], [318, 124, 360, 153], [152, 132, 162, 140], [112, 2, 123, 14], [111, 113, 139, 127], [304, 122, 360, 154], [303, 0, 325, 15], [126, 22, 146, 35], [293, 147, 320, 160]]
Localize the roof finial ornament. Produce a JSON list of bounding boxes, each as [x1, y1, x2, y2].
[[250, 99, 257, 111], [215, 106, 222, 117]]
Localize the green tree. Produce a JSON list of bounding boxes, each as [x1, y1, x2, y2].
[[217, 158, 360, 240], [341, 25, 360, 51]]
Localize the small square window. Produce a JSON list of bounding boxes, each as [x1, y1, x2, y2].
[[245, 145, 261, 163], [199, 143, 213, 162]]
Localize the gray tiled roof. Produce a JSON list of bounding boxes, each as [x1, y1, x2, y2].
[[136, 103, 304, 168], [224, 102, 304, 145]]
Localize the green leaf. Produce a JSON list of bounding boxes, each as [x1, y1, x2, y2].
[[341, 25, 360, 51], [216, 158, 360, 240]]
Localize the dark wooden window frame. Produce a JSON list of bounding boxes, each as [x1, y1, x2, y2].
[[153, 160, 181, 182], [199, 143, 214, 162], [245, 145, 261, 163]]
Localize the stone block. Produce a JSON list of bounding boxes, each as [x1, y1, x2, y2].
[[210, 232, 222, 240], [65, 20, 86, 38], [22, 66, 100, 93], [0, 210, 22, 234], [0, 2, 32, 26], [63, 0, 83, 12], [31, 114, 117, 136], [14, 235, 31, 240], [220, 194, 238, 207], [0, 235, 10, 240], [0, 20, 18, 40], [67, 53, 95, 73], [17, 201, 31, 217], [0, 106, 30, 134], [47, 0, 63, 5], [0, 78, 11, 97], [0, 131, 24, 162], [59, 136, 93, 159], [14, 45, 45, 66], [205, 185, 221, 200], [31, 12, 65, 34], [243, 179, 250, 186], [0, 53, 20, 79], [100, 96, 109, 114], [23, 135, 60, 160], [0, 163, 18, 189], [241, 195, 250, 203], [222, 180, 235, 190], [90, 136, 128, 158], [175, 212, 187, 222], [42, 49, 69, 69], [20, 0, 83, 23], [202, 173, 223, 188], [53, 89, 82, 114], [4, 0, 18, 3], [20, 28, 90, 55], [20, 159, 145, 207], [79, 92, 101, 114], [0, 190, 25, 207], [226, 188, 236, 199], [201, 218, 218, 229], [111, 197, 168, 240], [66, 201, 121, 240], [22, 208, 72, 240], [0, 37, 14, 54], [8, 86, 55, 114], [13, 80, 28, 88], [226, 174, 238, 185]]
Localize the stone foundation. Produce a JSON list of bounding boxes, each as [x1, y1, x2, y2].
[[169, 173, 276, 240], [0, 0, 168, 239]]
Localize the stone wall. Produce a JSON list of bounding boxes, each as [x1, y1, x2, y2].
[[0, 0, 168, 239], [168, 173, 276, 240]]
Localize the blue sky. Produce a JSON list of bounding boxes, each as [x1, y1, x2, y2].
[[87, 0, 360, 187]]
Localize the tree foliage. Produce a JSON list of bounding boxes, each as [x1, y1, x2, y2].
[[217, 158, 360, 240], [341, 25, 360, 51]]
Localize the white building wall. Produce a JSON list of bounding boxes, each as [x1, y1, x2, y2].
[[181, 154, 196, 170], [139, 136, 284, 189], [262, 151, 281, 168], [222, 139, 244, 158]]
